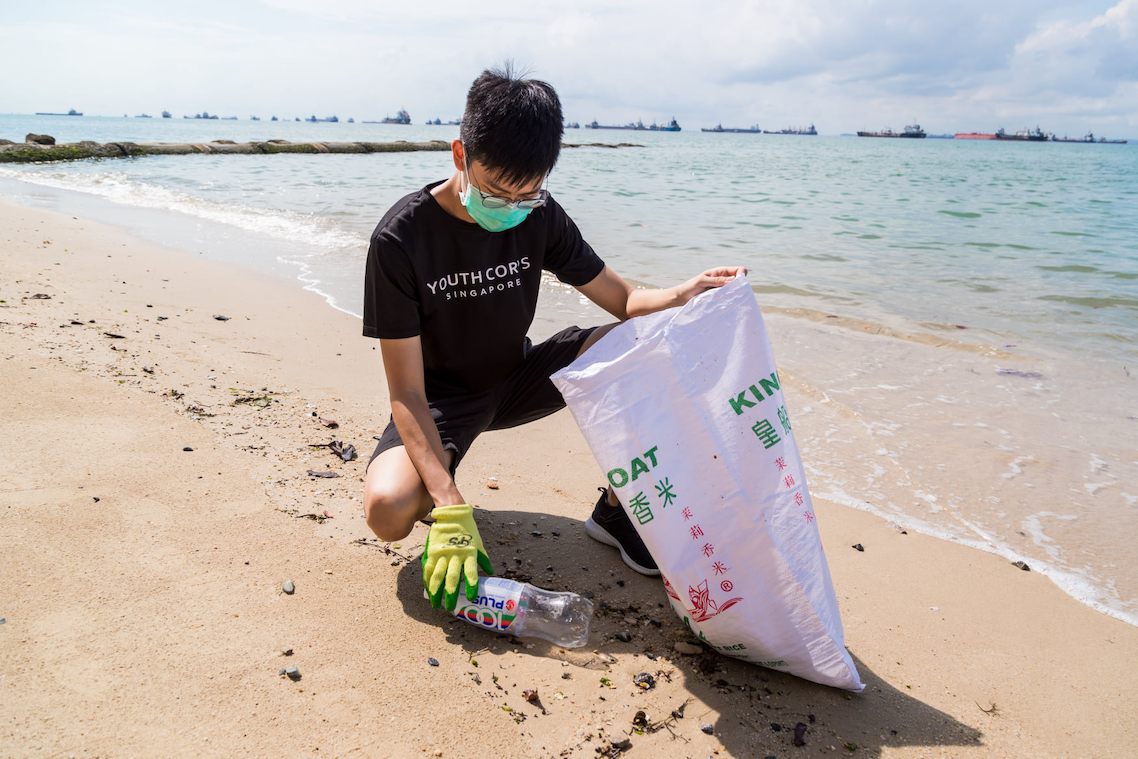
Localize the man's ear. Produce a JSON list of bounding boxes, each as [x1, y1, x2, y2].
[[451, 139, 464, 172]]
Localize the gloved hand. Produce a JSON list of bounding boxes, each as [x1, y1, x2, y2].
[[423, 504, 493, 611]]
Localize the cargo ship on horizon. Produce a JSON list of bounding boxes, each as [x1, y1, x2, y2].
[[995, 127, 1048, 141], [1051, 132, 1128, 144], [364, 110, 412, 125], [586, 118, 681, 131], [702, 124, 762, 133], [763, 124, 816, 135], [857, 124, 926, 138]]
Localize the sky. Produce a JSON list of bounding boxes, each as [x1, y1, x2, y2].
[[2, 0, 1135, 136]]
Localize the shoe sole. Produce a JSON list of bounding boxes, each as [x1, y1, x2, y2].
[[585, 517, 661, 576]]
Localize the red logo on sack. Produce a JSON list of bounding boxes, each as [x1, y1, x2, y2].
[[687, 579, 743, 623], [505, 599, 516, 612]]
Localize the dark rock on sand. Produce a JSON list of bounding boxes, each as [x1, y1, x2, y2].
[[700, 723, 714, 735], [615, 631, 632, 642], [793, 722, 808, 746], [852, 543, 864, 552]]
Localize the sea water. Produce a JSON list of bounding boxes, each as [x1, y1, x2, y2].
[[1, 114, 1134, 624]]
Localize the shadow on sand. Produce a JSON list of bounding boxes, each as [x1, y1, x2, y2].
[[393, 508, 982, 757]]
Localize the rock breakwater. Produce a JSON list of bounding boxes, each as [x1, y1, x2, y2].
[[0, 139, 452, 163]]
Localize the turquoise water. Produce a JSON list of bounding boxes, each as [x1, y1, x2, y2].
[[3, 114, 1135, 368], [2, 114, 1136, 624]]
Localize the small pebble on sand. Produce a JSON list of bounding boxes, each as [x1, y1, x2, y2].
[[282, 580, 295, 594], [427, 657, 439, 667], [285, 666, 300, 681], [183, 447, 193, 452], [700, 723, 714, 735], [615, 631, 632, 642]]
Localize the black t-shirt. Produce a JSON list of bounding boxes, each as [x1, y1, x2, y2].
[[363, 181, 605, 399]]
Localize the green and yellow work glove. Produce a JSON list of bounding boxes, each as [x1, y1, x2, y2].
[[422, 504, 493, 611]]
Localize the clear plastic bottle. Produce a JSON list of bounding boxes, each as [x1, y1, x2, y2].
[[439, 577, 594, 648]]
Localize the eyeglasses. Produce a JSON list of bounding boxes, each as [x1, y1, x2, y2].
[[467, 183, 549, 210], [463, 149, 549, 209]]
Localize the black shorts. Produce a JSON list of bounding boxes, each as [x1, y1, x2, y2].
[[368, 325, 598, 474]]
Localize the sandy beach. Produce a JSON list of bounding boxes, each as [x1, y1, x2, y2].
[[2, 197, 1136, 758]]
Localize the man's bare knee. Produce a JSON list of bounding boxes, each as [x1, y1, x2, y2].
[[363, 486, 419, 542]]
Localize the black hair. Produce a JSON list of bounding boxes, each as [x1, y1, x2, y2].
[[460, 64, 563, 187]]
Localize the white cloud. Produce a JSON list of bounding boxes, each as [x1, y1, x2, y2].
[[0, 1, 1134, 135]]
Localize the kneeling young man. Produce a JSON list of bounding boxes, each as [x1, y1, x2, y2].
[[363, 67, 744, 611]]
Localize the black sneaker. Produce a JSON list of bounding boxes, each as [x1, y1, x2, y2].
[[585, 487, 660, 576]]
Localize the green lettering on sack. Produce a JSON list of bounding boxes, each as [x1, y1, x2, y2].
[[607, 468, 629, 489], [758, 371, 781, 398], [752, 419, 781, 449], [729, 391, 756, 415], [777, 405, 792, 435], [628, 491, 654, 525], [608, 447, 661, 490]]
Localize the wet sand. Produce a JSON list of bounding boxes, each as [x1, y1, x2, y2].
[[1, 198, 1135, 757]]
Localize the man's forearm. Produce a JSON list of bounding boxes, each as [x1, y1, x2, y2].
[[390, 395, 463, 507], [625, 285, 683, 318]]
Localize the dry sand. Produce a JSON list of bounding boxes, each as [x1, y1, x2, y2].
[[1, 198, 1135, 758]]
